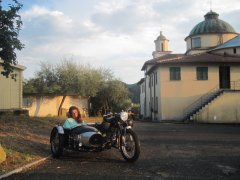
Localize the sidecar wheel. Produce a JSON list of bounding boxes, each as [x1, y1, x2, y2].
[[50, 128, 64, 158], [120, 129, 140, 162]]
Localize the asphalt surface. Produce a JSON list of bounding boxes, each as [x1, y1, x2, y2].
[[4, 121, 240, 180]]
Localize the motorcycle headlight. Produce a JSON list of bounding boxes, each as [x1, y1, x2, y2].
[[127, 119, 134, 127], [120, 112, 128, 121]]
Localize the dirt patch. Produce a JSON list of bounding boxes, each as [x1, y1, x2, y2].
[[0, 115, 102, 175]]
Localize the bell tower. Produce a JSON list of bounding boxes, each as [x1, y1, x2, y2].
[[152, 31, 172, 58]]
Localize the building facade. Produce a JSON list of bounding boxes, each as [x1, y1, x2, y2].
[[139, 11, 240, 123], [0, 61, 26, 110]]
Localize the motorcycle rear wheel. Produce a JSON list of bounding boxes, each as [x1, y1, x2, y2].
[[50, 128, 64, 158], [120, 128, 140, 162]]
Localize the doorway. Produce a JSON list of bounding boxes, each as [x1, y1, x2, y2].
[[219, 66, 230, 89]]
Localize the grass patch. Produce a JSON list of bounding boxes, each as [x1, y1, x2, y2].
[[0, 115, 102, 175]]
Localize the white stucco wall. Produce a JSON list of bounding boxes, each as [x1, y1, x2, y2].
[[158, 64, 240, 120], [139, 81, 145, 116], [194, 92, 240, 123], [23, 95, 88, 117], [186, 33, 238, 54], [155, 68, 161, 121], [211, 47, 240, 56], [0, 65, 24, 109]]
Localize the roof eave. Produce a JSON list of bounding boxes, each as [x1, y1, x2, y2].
[[0, 59, 26, 71], [137, 78, 145, 85]]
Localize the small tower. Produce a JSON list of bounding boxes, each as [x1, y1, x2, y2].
[[152, 31, 172, 58]]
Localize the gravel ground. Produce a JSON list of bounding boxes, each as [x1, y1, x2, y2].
[[4, 121, 240, 180]]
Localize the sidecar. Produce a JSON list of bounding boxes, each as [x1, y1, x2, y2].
[[50, 124, 104, 158]]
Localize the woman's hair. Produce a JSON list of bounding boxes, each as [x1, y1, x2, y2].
[[68, 106, 81, 120]]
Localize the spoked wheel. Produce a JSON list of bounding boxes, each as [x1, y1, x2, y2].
[[50, 128, 64, 158], [120, 128, 140, 162]]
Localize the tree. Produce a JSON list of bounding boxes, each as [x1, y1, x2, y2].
[[79, 65, 113, 97], [55, 60, 113, 116], [23, 79, 37, 94], [23, 62, 60, 94], [0, 0, 24, 77], [91, 80, 130, 115], [55, 60, 83, 116], [23, 60, 131, 116]]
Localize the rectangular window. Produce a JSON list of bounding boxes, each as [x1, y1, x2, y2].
[[197, 67, 208, 80], [152, 74, 154, 86], [155, 72, 157, 84], [142, 82, 145, 93], [233, 48, 237, 54], [155, 97, 158, 113], [170, 67, 181, 80], [151, 97, 154, 112], [192, 37, 201, 48], [149, 76, 151, 87]]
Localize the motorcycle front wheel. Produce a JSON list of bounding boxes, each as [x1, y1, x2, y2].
[[120, 128, 140, 162]]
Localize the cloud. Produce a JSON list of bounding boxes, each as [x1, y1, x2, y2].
[[17, 0, 240, 84], [21, 6, 76, 38], [19, 4, 154, 69], [23, 6, 72, 27], [221, 9, 240, 32], [94, 1, 125, 14], [91, 1, 160, 35], [88, 0, 208, 54]]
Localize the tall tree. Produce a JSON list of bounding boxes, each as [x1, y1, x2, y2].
[[35, 62, 60, 93], [23, 62, 60, 94], [0, 0, 24, 77], [23, 60, 131, 116], [91, 80, 130, 115], [56, 60, 82, 116], [55, 60, 113, 116]]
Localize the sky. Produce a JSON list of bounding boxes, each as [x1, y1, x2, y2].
[[8, 0, 240, 84]]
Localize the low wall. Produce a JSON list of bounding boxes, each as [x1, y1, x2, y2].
[[23, 95, 88, 117], [194, 91, 240, 123], [0, 109, 29, 116]]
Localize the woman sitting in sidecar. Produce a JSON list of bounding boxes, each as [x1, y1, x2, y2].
[[50, 106, 103, 158], [63, 105, 84, 128]]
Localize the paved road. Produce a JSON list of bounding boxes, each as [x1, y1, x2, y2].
[[5, 122, 240, 179]]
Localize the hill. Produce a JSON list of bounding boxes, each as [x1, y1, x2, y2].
[[126, 83, 140, 104]]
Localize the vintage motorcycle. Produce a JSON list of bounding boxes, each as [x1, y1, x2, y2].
[[50, 111, 140, 162]]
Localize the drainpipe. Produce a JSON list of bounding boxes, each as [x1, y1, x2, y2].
[[150, 74, 152, 121], [144, 72, 147, 118], [154, 72, 156, 121]]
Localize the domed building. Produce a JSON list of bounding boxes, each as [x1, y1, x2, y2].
[[139, 11, 240, 123], [185, 11, 238, 55]]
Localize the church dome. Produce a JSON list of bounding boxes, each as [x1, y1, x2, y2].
[[188, 11, 236, 37]]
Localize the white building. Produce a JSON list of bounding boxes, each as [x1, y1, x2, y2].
[[138, 11, 240, 123], [0, 61, 26, 111]]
